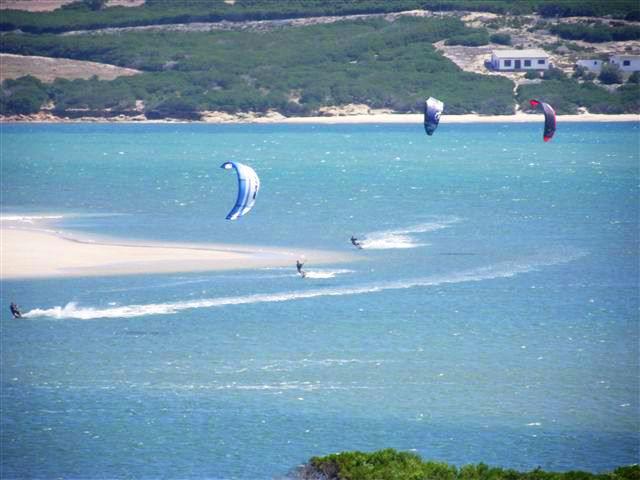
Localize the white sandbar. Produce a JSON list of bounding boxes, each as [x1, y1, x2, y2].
[[0, 226, 353, 279]]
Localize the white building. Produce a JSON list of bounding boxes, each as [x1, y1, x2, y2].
[[609, 55, 640, 72], [576, 59, 603, 72], [491, 49, 550, 71]]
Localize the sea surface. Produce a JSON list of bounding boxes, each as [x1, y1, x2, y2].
[[1, 122, 638, 479]]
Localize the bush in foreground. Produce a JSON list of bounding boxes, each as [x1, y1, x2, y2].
[[599, 64, 624, 85], [490, 32, 512, 45], [301, 449, 640, 480]]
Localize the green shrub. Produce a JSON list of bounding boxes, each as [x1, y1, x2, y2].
[[550, 22, 640, 43], [626, 10, 640, 21], [490, 32, 512, 45], [145, 97, 200, 119], [517, 76, 638, 114], [572, 65, 587, 78], [0, 75, 49, 115], [598, 63, 623, 84], [306, 450, 640, 480], [445, 29, 490, 46], [542, 67, 566, 81]]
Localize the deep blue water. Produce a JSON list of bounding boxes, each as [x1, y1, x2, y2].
[[1, 122, 638, 479]]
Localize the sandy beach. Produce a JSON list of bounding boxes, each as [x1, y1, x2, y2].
[[0, 217, 353, 279], [275, 112, 640, 124]]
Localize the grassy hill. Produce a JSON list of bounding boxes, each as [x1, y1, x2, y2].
[[0, 0, 638, 118], [1, 16, 518, 117]]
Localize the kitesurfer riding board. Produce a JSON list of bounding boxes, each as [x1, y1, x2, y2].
[[10, 302, 22, 319], [350, 236, 363, 249], [296, 259, 306, 278]]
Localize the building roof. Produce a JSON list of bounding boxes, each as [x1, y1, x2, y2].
[[610, 54, 640, 60], [492, 49, 548, 59]]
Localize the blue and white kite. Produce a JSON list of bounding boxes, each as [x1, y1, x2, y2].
[[220, 161, 260, 220], [424, 96, 444, 136]]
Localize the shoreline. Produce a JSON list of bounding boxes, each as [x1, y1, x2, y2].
[[1, 112, 638, 124], [0, 216, 354, 279]]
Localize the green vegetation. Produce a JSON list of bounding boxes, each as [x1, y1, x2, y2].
[[542, 67, 567, 81], [0, 1, 638, 119], [0, 75, 48, 115], [573, 66, 596, 82], [0, 17, 517, 117], [517, 77, 639, 114], [0, 0, 638, 34], [305, 449, 640, 480], [599, 64, 624, 85], [536, 0, 638, 18], [549, 22, 640, 43], [445, 28, 490, 47], [490, 32, 512, 45]]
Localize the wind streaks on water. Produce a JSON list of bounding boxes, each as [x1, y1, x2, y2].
[[24, 248, 585, 320]]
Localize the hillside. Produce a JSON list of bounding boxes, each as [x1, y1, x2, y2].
[[299, 450, 640, 480], [1, 0, 638, 33], [1, 0, 639, 120]]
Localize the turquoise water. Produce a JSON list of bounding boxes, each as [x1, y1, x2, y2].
[[1, 122, 638, 479]]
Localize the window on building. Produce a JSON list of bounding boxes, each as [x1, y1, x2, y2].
[[524, 60, 531, 67], [538, 59, 545, 65], [623, 60, 631, 66], [504, 60, 512, 67]]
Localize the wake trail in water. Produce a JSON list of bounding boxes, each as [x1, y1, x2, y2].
[[0, 215, 64, 223], [24, 249, 586, 320], [303, 269, 353, 279], [359, 217, 460, 250]]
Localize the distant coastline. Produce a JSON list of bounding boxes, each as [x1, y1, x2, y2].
[[2, 112, 639, 124]]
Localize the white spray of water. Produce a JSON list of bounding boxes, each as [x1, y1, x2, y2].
[[359, 217, 460, 250]]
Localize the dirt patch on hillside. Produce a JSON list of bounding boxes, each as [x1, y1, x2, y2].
[[0, 0, 76, 11], [0, 0, 144, 11], [0, 53, 142, 82]]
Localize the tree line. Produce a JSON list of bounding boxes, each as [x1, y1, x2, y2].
[[303, 450, 640, 480], [549, 22, 640, 43], [0, 0, 638, 34]]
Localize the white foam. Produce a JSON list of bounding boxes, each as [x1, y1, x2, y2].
[[303, 269, 353, 279], [23, 249, 586, 320], [360, 218, 460, 250]]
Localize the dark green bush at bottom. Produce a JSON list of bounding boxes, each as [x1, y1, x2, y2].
[[306, 449, 640, 480]]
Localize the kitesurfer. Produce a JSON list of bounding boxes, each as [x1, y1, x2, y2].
[[9, 302, 22, 319], [296, 260, 306, 278], [350, 236, 362, 249]]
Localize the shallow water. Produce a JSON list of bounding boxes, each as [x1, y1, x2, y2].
[[1, 122, 638, 479]]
